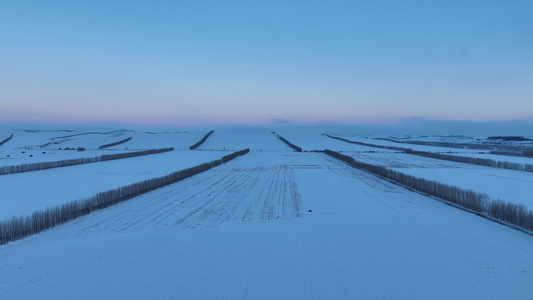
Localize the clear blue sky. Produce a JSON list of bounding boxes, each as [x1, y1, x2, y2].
[[1, 0, 532, 126]]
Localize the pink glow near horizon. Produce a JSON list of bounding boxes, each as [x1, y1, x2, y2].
[[1, 1, 532, 126]]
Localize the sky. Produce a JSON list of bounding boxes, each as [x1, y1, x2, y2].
[[1, 0, 532, 126]]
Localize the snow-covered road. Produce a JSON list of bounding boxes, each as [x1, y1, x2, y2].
[[1, 152, 532, 299]]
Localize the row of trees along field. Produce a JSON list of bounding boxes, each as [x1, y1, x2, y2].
[[189, 131, 215, 150], [325, 134, 409, 151], [0, 148, 250, 245], [326, 134, 533, 173], [407, 150, 533, 173], [275, 134, 302, 152], [325, 149, 533, 233], [0, 134, 13, 147], [98, 137, 132, 149], [0, 148, 174, 176], [491, 150, 533, 158]]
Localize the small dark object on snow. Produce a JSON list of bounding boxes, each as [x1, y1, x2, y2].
[[29, 155, 33, 157], [308, 209, 312, 212]]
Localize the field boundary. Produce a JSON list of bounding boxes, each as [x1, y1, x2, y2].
[[325, 149, 533, 235], [0, 148, 174, 176], [0, 148, 250, 245], [99, 137, 132, 149], [326, 134, 533, 173], [274, 133, 302, 152], [0, 134, 13, 147], [374, 136, 532, 153], [189, 131, 214, 150]]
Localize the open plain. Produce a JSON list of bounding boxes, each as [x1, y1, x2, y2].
[[1, 127, 533, 299]]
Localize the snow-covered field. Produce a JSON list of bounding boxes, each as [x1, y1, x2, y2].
[[281, 133, 398, 152], [0, 150, 228, 219], [0, 129, 211, 167], [198, 131, 289, 151], [336, 135, 533, 165], [334, 135, 485, 153], [1, 125, 533, 299], [345, 152, 533, 209]]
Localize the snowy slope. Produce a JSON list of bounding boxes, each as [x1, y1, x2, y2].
[[1, 152, 532, 299]]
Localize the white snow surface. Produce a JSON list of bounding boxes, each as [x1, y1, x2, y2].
[[337, 135, 488, 154], [455, 152, 533, 165], [347, 152, 533, 209], [0, 129, 211, 166], [335, 135, 533, 170], [1, 151, 533, 299], [1, 127, 533, 299], [281, 133, 398, 152], [0, 150, 227, 219], [198, 131, 289, 151]]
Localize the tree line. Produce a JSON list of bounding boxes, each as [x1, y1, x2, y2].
[[374, 137, 528, 152], [0, 133, 13, 147], [491, 150, 533, 158], [325, 134, 409, 152], [407, 150, 533, 173], [275, 134, 302, 152], [325, 149, 533, 233], [0, 148, 250, 245], [189, 131, 215, 150], [327, 134, 533, 173], [0, 148, 174, 176], [99, 137, 132, 149]]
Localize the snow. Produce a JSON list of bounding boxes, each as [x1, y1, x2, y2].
[[1, 126, 533, 299], [0, 129, 212, 167], [399, 134, 533, 147], [333, 135, 533, 173], [114, 130, 210, 150], [336, 135, 487, 154], [454, 152, 533, 165], [197, 131, 290, 151], [1, 152, 533, 299], [0, 149, 131, 168], [280, 133, 398, 152], [346, 152, 533, 209], [0, 150, 228, 219]]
